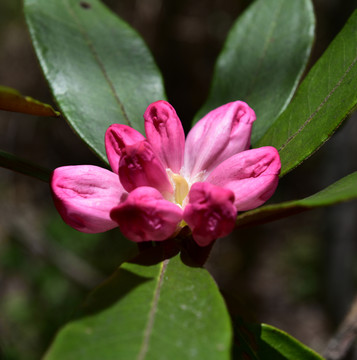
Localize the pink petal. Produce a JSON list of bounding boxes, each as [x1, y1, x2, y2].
[[51, 165, 127, 233], [105, 124, 145, 174], [144, 101, 185, 173], [110, 187, 183, 242], [119, 140, 173, 196], [206, 147, 281, 211], [183, 101, 256, 180], [183, 182, 237, 247]]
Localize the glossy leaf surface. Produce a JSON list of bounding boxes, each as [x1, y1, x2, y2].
[[25, 0, 166, 163], [44, 255, 232, 360], [236, 172, 357, 228], [194, 0, 315, 145], [0, 85, 59, 117], [258, 10, 357, 176]]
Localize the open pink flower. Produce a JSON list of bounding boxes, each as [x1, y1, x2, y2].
[[51, 100, 281, 247]]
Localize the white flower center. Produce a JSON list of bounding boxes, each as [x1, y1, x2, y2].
[[166, 169, 189, 207]]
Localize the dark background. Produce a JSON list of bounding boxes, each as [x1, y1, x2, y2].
[[0, 0, 356, 359]]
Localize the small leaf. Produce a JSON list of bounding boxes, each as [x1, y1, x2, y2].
[[25, 0, 166, 163], [236, 171, 357, 228], [193, 0, 315, 146], [260, 325, 324, 360], [257, 10, 357, 176], [234, 318, 324, 360], [44, 255, 232, 360], [0, 85, 59, 117], [0, 149, 51, 182]]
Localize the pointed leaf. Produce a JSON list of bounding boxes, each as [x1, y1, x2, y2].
[[236, 172, 357, 228], [0, 149, 51, 182], [0, 85, 59, 117], [25, 0, 166, 163], [260, 325, 324, 360], [234, 318, 324, 359], [44, 255, 232, 360], [193, 0, 315, 146], [257, 10, 357, 176]]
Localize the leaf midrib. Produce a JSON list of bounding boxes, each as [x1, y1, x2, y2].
[[137, 259, 169, 360], [65, 0, 131, 127], [244, 0, 284, 102], [278, 53, 357, 152]]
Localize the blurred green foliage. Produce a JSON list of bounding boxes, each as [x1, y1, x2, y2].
[[0, 0, 356, 359]]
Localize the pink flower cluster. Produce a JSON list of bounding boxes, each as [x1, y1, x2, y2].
[[51, 101, 281, 246]]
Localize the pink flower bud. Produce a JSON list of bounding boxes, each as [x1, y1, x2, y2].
[[144, 100, 185, 173], [111, 187, 183, 242], [119, 140, 173, 196], [183, 182, 237, 246]]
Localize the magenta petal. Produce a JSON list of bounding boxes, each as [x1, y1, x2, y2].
[[144, 101, 185, 173], [183, 182, 237, 247], [51, 165, 127, 233], [206, 147, 281, 211], [184, 101, 256, 180], [105, 124, 145, 174], [119, 140, 173, 196], [110, 187, 183, 242]]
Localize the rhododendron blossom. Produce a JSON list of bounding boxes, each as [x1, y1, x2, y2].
[[51, 100, 281, 247]]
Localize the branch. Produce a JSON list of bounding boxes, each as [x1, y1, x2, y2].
[[324, 295, 357, 360]]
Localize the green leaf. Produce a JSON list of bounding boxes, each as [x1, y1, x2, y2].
[[257, 10, 357, 177], [0, 149, 51, 182], [25, 0, 166, 163], [193, 0, 315, 146], [234, 318, 324, 359], [236, 171, 357, 228], [0, 85, 60, 117], [43, 255, 232, 360], [260, 325, 324, 360]]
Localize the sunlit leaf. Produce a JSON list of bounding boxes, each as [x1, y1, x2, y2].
[[25, 0, 166, 163]]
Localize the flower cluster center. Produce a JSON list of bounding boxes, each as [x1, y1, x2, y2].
[[167, 170, 189, 207]]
